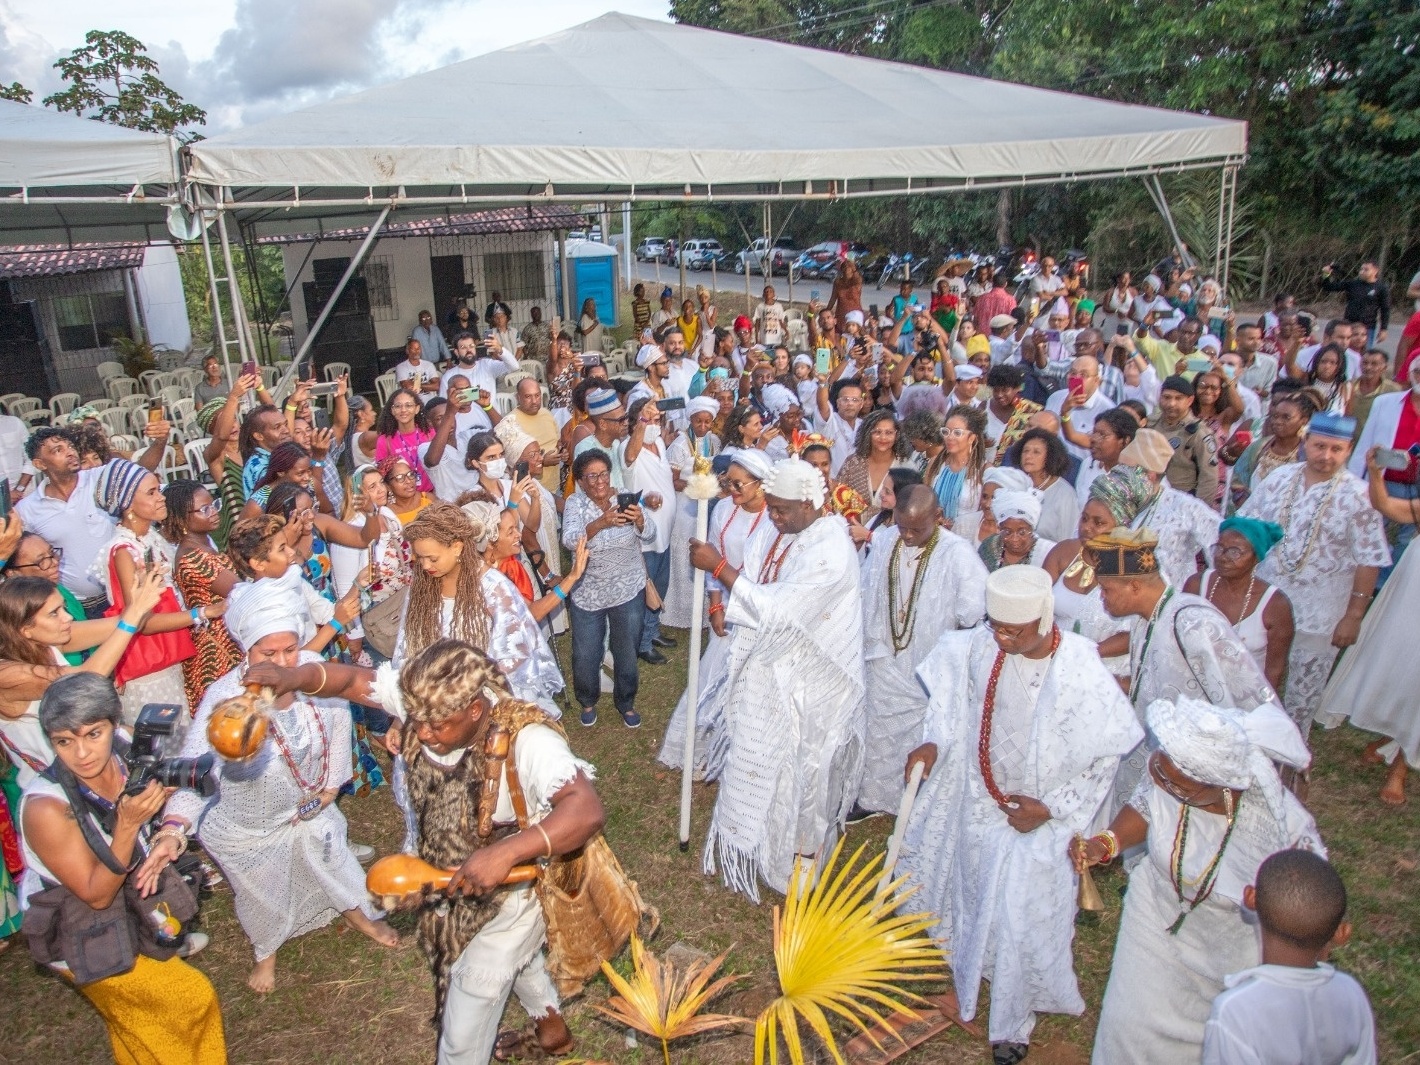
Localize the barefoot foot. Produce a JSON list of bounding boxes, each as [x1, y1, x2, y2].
[[533, 1011, 573, 1056], [248, 955, 277, 994], [1381, 760, 1408, 806], [1361, 738, 1388, 766], [344, 909, 400, 948]]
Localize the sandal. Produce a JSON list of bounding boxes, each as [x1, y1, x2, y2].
[[992, 1042, 1029, 1065], [493, 1022, 573, 1061]]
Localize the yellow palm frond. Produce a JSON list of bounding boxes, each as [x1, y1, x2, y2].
[[596, 935, 749, 1064], [755, 839, 946, 1065]]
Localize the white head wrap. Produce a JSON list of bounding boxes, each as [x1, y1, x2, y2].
[[1049, 297, 1070, 319], [991, 489, 1042, 527], [1155, 312, 1185, 335], [225, 570, 313, 650], [955, 364, 983, 381], [1144, 273, 1163, 292], [493, 419, 539, 465], [792, 353, 814, 369], [722, 447, 773, 484], [985, 565, 1054, 635], [1197, 333, 1222, 354], [686, 396, 719, 419], [845, 309, 865, 326], [460, 499, 504, 552], [763, 456, 826, 509], [760, 382, 799, 419], [1146, 697, 1310, 829], [635, 344, 666, 370], [982, 467, 1032, 493]]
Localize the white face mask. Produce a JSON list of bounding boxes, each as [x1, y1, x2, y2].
[[482, 457, 507, 479]]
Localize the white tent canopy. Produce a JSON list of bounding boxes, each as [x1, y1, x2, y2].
[[0, 99, 180, 245], [186, 11, 1246, 233]]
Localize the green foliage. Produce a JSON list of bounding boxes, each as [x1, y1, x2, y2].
[[0, 82, 33, 104], [109, 333, 157, 379], [44, 30, 206, 141], [177, 242, 287, 353]]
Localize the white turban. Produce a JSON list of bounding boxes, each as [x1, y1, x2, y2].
[[985, 565, 1054, 635], [991, 489, 1041, 527], [1049, 297, 1070, 318], [760, 382, 799, 419], [1146, 697, 1310, 830], [686, 396, 719, 419], [763, 456, 825, 509], [1144, 273, 1163, 291], [494, 419, 539, 465], [225, 569, 314, 650], [982, 467, 1032, 493], [1197, 333, 1222, 354], [460, 499, 504, 551], [792, 353, 814, 369], [635, 344, 666, 370], [845, 309, 865, 326], [722, 447, 773, 484]]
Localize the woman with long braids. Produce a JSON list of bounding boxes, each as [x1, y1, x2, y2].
[[923, 404, 988, 542], [162, 479, 243, 709]]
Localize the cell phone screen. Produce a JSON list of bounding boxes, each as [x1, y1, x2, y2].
[[147, 403, 164, 424], [241, 360, 257, 378]]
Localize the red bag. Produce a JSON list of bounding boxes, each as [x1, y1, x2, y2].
[[102, 550, 195, 688]]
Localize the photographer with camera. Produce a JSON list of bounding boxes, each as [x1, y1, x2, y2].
[[18, 673, 226, 1063]]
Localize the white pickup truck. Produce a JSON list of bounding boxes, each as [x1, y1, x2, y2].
[[734, 236, 800, 277]]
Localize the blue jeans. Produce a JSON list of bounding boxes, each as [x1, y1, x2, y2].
[[1379, 478, 1420, 588], [638, 548, 671, 653], [569, 593, 644, 714]]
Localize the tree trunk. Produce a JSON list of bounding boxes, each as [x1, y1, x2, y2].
[[996, 189, 1011, 249]]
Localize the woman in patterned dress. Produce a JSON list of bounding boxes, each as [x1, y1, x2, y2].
[[195, 372, 268, 550], [162, 479, 243, 710]]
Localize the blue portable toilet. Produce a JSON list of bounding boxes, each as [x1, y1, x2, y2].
[[556, 240, 619, 328]]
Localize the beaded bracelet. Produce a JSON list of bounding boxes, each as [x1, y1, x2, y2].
[[116, 618, 139, 635], [708, 603, 725, 616], [712, 558, 728, 581]]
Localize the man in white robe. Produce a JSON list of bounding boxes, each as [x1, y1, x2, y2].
[[1119, 428, 1220, 587], [1240, 413, 1390, 734], [1090, 527, 1282, 818], [687, 457, 866, 900], [899, 566, 1142, 1062], [855, 484, 987, 816]]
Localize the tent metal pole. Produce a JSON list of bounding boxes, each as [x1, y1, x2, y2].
[[622, 201, 632, 292], [1220, 166, 1238, 298], [275, 202, 392, 401], [1213, 167, 1227, 281], [558, 230, 571, 324], [196, 205, 235, 386], [1144, 176, 1187, 266], [214, 210, 255, 372]]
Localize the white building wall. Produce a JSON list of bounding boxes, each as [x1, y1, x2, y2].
[[135, 242, 192, 351]]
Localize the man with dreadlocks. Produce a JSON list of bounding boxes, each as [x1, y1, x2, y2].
[[248, 640, 604, 1063]]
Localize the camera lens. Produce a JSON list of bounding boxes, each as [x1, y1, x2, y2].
[[153, 753, 218, 797]]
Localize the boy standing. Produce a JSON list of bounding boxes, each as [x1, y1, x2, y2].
[[1203, 850, 1376, 1065]]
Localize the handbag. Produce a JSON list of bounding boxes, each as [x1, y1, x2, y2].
[[503, 733, 658, 998], [102, 550, 195, 688], [360, 586, 407, 660]]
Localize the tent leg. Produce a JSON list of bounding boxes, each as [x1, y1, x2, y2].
[[275, 202, 392, 401], [214, 211, 255, 376], [1144, 176, 1188, 269], [1213, 167, 1227, 281], [558, 230, 572, 324], [622, 201, 632, 292], [196, 204, 236, 386], [1220, 167, 1238, 297]]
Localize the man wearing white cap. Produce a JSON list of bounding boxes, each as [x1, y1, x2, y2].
[[899, 565, 1142, 1065], [687, 457, 865, 900], [989, 313, 1024, 367], [855, 485, 987, 817]]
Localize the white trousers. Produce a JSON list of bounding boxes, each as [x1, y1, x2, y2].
[[438, 888, 560, 1065]]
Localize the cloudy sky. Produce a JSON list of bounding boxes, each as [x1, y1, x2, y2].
[[1, 0, 670, 131]]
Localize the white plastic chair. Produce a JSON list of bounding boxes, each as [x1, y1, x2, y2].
[[323, 361, 351, 382], [184, 438, 214, 483], [106, 377, 140, 401], [109, 434, 140, 456], [87, 398, 113, 412], [260, 366, 281, 390], [492, 392, 516, 415], [159, 386, 183, 409], [154, 349, 187, 371], [117, 394, 150, 413], [49, 392, 82, 418], [375, 372, 397, 407], [98, 408, 130, 436], [517, 359, 547, 383], [94, 361, 125, 383], [139, 369, 163, 396], [0, 393, 26, 414], [8, 397, 41, 416], [22, 409, 49, 427], [170, 398, 195, 425]]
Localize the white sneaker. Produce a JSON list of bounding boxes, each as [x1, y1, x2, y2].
[[350, 842, 376, 864], [177, 932, 210, 958]]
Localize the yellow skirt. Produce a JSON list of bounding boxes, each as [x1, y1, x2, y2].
[[77, 953, 227, 1065]]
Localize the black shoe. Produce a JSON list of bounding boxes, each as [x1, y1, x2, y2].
[[844, 804, 884, 825], [637, 649, 668, 665], [992, 1042, 1029, 1065], [652, 634, 678, 649]]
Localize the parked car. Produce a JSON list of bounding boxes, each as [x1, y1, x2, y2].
[[734, 236, 801, 276], [635, 237, 669, 262], [790, 241, 872, 281], [678, 239, 726, 270]]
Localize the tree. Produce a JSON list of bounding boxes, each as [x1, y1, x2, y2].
[[44, 30, 205, 140], [0, 82, 33, 104]]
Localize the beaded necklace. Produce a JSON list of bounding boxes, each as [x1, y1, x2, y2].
[[758, 533, 795, 584], [1206, 572, 1257, 624], [978, 626, 1061, 805], [267, 699, 331, 821], [1128, 586, 1175, 702], [717, 503, 765, 559], [1274, 467, 1343, 573], [887, 530, 940, 653], [1166, 793, 1242, 935]]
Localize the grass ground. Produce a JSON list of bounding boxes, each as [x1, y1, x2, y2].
[[2, 630, 1417, 1064]]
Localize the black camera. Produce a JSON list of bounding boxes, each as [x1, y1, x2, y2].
[[124, 704, 217, 798]]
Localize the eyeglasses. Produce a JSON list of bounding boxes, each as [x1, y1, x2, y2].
[[600, 414, 629, 423], [291, 507, 316, 522], [1211, 543, 1251, 561], [195, 501, 222, 516], [10, 548, 63, 571], [1148, 752, 1213, 804], [943, 427, 972, 439], [984, 619, 1033, 640], [387, 471, 417, 483], [727, 478, 760, 492], [581, 470, 612, 483]]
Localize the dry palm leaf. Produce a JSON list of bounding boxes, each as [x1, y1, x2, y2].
[[596, 935, 748, 1065], [755, 839, 945, 1065]]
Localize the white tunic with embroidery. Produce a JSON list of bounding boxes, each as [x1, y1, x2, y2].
[[856, 527, 987, 813], [1131, 485, 1220, 588], [702, 514, 866, 900]]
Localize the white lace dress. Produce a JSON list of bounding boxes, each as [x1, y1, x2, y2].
[[167, 658, 374, 962], [1130, 486, 1219, 588], [90, 525, 190, 728], [1241, 465, 1391, 731], [660, 430, 720, 628]]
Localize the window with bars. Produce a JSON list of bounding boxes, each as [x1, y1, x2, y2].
[[363, 256, 399, 321], [482, 250, 547, 302], [51, 292, 129, 352]]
